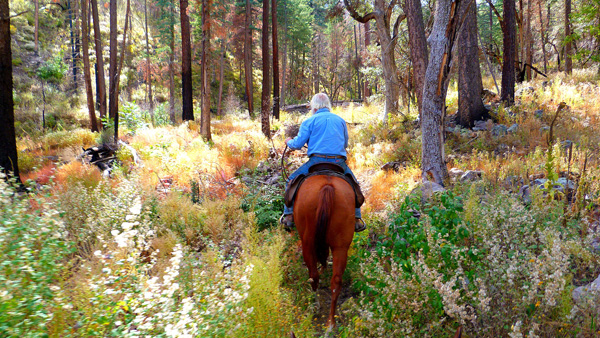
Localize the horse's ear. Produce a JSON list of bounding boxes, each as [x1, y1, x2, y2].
[[290, 331, 296, 338]]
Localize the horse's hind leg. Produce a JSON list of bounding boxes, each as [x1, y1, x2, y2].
[[301, 241, 320, 291], [327, 248, 349, 330]]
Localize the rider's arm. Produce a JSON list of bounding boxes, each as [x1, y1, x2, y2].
[[287, 118, 313, 150]]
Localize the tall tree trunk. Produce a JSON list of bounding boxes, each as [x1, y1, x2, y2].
[[363, 21, 371, 97], [169, 0, 175, 123], [421, 0, 462, 185], [261, 0, 271, 138], [501, 0, 516, 104], [34, 0, 39, 56], [280, 0, 288, 107], [564, 0, 572, 74], [405, 0, 428, 116], [244, 0, 254, 117], [525, 0, 533, 80], [81, 0, 98, 132], [180, 0, 194, 121], [108, 0, 118, 122], [90, 0, 106, 119], [457, 0, 486, 127], [272, 0, 280, 119], [217, 39, 225, 116], [200, 0, 211, 139], [68, 0, 77, 89], [111, 0, 131, 142], [144, 0, 154, 125], [538, 0, 548, 74], [0, 0, 19, 180]]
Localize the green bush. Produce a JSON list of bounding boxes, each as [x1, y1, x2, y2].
[[241, 184, 284, 232], [36, 56, 67, 84], [0, 178, 73, 337]]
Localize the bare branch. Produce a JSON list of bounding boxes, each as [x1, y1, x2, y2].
[[343, 0, 376, 23]]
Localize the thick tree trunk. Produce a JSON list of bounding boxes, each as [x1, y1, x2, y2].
[[81, 0, 98, 132], [90, 0, 106, 119], [0, 0, 19, 180], [169, 1, 175, 123], [112, 0, 131, 142], [180, 0, 194, 121], [538, 0, 548, 74], [421, 0, 461, 185], [144, 0, 154, 124], [501, 0, 516, 104], [564, 0, 572, 74], [261, 0, 271, 138], [34, 0, 39, 55], [200, 0, 211, 139], [457, 0, 486, 127], [217, 40, 225, 116], [405, 0, 428, 117], [108, 0, 118, 121], [244, 0, 254, 117], [272, 0, 280, 120]]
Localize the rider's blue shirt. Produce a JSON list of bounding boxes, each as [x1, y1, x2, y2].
[[286, 108, 348, 158]]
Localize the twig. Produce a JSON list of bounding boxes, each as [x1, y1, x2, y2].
[[547, 102, 567, 146]]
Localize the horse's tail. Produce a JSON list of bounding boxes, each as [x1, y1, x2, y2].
[[315, 183, 334, 265]]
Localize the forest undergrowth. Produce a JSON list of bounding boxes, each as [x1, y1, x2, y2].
[[2, 70, 600, 337]]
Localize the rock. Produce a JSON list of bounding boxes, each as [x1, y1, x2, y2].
[[540, 126, 550, 133], [460, 170, 483, 182], [473, 120, 489, 131], [534, 109, 544, 118], [411, 181, 445, 201], [555, 177, 576, 192], [572, 274, 600, 304], [532, 178, 548, 187], [448, 168, 465, 179], [491, 124, 508, 137], [519, 185, 532, 204], [504, 175, 524, 191], [507, 124, 519, 133], [515, 86, 535, 97], [561, 140, 574, 151], [265, 173, 281, 185], [381, 161, 402, 172], [591, 238, 600, 254]]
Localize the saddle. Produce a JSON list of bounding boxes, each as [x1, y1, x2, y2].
[[284, 162, 365, 208]]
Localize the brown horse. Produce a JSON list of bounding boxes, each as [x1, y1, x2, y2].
[[293, 174, 356, 330]]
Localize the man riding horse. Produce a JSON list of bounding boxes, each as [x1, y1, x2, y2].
[[280, 93, 366, 233]]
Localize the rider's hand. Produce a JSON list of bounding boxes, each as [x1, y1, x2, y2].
[[285, 137, 292, 144]]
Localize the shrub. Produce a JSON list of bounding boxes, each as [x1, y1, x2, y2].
[[36, 56, 67, 84]]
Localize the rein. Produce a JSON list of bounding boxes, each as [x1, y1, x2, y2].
[[281, 144, 289, 181]]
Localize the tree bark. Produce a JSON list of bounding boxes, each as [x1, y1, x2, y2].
[[272, 0, 280, 120], [34, 0, 39, 55], [538, 0, 548, 74], [112, 0, 131, 142], [405, 0, 428, 117], [261, 0, 271, 138], [564, 0, 572, 74], [280, 0, 288, 107], [180, 0, 194, 121], [169, 0, 176, 123], [108, 0, 118, 121], [344, 0, 404, 120], [0, 0, 19, 180], [81, 0, 98, 132], [144, 0, 154, 125], [244, 0, 254, 117], [457, 0, 487, 127], [421, 0, 462, 185], [500, 0, 516, 104], [200, 0, 211, 139], [217, 39, 225, 116], [90, 0, 106, 119]]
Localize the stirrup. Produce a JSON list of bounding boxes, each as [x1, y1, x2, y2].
[[279, 214, 295, 232], [355, 218, 366, 232]]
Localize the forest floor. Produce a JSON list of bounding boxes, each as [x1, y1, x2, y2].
[[3, 69, 600, 337]]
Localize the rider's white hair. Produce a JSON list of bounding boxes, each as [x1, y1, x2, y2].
[[310, 93, 332, 111]]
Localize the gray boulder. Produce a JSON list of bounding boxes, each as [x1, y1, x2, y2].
[[534, 109, 544, 118], [411, 181, 445, 201], [507, 124, 519, 133], [491, 124, 508, 137], [448, 168, 465, 179], [572, 274, 600, 304], [460, 170, 483, 182]]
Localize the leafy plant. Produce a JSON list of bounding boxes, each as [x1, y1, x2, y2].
[[36, 56, 67, 83]]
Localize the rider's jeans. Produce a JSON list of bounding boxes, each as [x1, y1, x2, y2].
[[283, 156, 361, 218]]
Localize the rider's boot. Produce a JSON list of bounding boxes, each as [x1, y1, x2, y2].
[[279, 214, 295, 232], [355, 218, 366, 232]]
